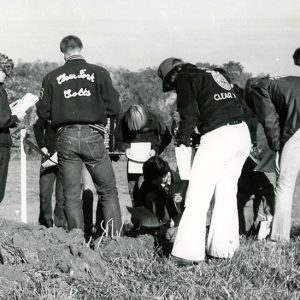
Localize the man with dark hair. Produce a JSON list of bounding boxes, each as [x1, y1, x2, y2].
[[249, 76, 300, 242], [36, 35, 122, 236], [292, 48, 300, 66], [132, 156, 187, 239], [0, 53, 25, 204], [60, 35, 83, 53], [157, 58, 251, 264]]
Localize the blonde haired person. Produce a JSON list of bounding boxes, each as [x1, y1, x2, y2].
[[124, 104, 148, 131], [115, 104, 172, 205]]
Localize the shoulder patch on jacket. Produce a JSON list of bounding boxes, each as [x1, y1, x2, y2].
[[207, 70, 232, 91]]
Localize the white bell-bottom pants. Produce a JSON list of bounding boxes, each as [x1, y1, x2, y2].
[[172, 122, 251, 261]]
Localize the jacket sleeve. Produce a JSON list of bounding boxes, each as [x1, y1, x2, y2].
[[36, 74, 52, 121], [0, 89, 18, 129], [113, 113, 127, 151], [175, 76, 199, 146], [33, 118, 47, 149], [153, 117, 172, 154], [251, 82, 281, 151], [101, 70, 121, 117]]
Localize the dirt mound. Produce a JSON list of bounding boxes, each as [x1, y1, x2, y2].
[[0, 218, 156, 298]]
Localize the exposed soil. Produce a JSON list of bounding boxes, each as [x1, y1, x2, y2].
[[0, 218, 155, 298]]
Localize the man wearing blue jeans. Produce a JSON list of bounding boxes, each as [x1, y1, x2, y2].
[[36, 35, 122, 236], [250, 76, 300, 242]]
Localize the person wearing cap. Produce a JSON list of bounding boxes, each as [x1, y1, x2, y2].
[[293, 48, 300, 66], [157, 58, 251, 263], [248, 76, 300, 242], [0, 53, 25, 203], [36, 35, 122, 236]]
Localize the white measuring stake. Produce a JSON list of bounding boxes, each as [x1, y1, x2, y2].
[[20, 129, 27, 223]]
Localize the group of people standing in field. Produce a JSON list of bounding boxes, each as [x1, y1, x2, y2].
[[1, 35, 300, 266]]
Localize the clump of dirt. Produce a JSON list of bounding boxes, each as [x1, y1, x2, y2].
[[0, 219, 105, 286], [0, 218, 156, 298]]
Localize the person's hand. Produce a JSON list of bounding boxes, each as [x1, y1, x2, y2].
[[17, 120, 26, 129], [178, 143, 187, 148], [148, 149, 156, 158], [41, 147, 49, 156], [15, 111, 26, 122], [275, 151, 280, 175], [125, 148, 131, 158]]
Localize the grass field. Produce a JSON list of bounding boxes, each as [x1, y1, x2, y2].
[[1, 156, 300, 299]]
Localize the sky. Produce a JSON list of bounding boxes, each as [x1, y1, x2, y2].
[[1, 0, 300, 76]]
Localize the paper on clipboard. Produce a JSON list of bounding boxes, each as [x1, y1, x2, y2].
[[127, 142, 151, 174], [175, 146, 192, 180], [10, 93, 39, 115]]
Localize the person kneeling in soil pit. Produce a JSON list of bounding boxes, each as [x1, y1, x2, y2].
[[128, 156, 188, 242]]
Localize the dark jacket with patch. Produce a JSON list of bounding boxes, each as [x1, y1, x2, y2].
[[175, 64, 246, 146], [0, 83, 18, 147], [136, 170, 188, 225], [249, 76, 300, 152], [36, 58, 120, 128], [115, 109, 172, 154]]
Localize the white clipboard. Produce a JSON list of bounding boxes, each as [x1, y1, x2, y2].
[[9, 93, 39, 115], [127, 142, 151, 174], [175, 146, 192, 180]]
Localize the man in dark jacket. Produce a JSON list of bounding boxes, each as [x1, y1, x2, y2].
[[157, 58, 251, 263], [36, 35, 122, 236], [249, 76, 300, 242], [33, 118, 66, 228], [0, 53, 25, 204]]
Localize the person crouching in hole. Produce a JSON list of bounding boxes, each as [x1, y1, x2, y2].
[[114, 104, 172, 206], [131, 156, 188, 242]]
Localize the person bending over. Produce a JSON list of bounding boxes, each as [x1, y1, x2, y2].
[[115, 104, 172, 205]]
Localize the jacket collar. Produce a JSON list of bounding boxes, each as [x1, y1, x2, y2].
[[65, 54, 85, 63]]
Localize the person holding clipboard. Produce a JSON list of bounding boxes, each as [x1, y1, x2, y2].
[[0, 53, 25, 204]]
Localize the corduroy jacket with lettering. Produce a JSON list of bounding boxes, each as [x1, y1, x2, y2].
[[36, 58, 121, 128], [174, 64, 246, 146]]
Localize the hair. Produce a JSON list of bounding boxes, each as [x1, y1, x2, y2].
[[293, 48, 300, 60], [0, 53, 14, 76], [60, 35, 83, 54], [124, 104, 148, 131], [143, 156, 170, 182]]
